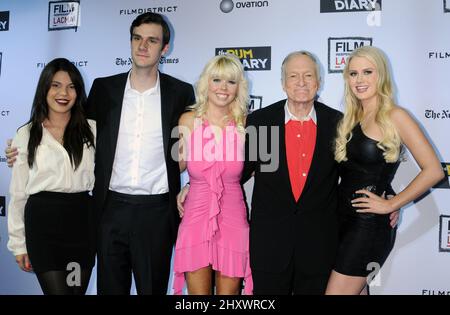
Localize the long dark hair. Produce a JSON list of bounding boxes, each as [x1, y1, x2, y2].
[[27, 58, 95, 169]]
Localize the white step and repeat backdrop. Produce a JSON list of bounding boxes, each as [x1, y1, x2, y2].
[[0, 0, 449, 295]]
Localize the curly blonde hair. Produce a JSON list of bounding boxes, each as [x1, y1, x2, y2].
[[335, 46, 401, 163], [190, 54, 248, 133]]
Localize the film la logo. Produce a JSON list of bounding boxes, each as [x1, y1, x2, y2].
[[215, 46, 271, 71], [48, 1, 80, 31], [320, 0, 381, 13], [248, 95, 263, 113], [328, 37, 372, 73], [433, 163, 450, 189], [0, 11, 10, 31], [439, 215, 450, 252]]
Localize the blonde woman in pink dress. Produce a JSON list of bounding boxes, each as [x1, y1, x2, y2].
[[173, 54, 252, 295]]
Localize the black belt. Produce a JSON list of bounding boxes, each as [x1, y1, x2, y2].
[[108, 190, 169, 205]]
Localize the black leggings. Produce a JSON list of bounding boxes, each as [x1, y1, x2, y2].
[[36, 268, 92, 295]]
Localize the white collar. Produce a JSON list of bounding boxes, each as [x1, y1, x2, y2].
[[284, 100, 317, 124], [125, 71, 160, 95]]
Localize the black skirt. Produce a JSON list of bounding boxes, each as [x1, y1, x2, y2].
[[334, 201, 397, 277], [24, 191, 96, 274]]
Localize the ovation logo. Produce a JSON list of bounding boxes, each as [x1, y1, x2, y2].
[[219, 0, 269, 13], [320, 0, 381, 12]]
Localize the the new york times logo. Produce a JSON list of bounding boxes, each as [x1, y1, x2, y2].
[[116, 57, 132, 67], [320, 0, 381, 13], [48, 1, 80, 31], [328, 37, 372, 73], [439, 215, 450, 252], [424, 109, 450, 120], [248, 95, 263, 113], [434, 163, 450, 189], [219, 0, 269, 13], [215, 47, 271, 71], [445, 0, 450, 13], [0, 11, 10, 31], [114, 56, 180, 66], [160, 56, 179, 65], [0, 196, 5, 217]]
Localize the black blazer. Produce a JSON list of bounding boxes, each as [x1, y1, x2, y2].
[[243, 100, 342, 275], [86, 71, 195, 238]]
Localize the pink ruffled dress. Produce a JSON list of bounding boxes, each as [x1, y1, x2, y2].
[[173, 119, 253, 295]]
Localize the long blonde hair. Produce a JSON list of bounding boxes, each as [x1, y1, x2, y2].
[[335, 46, 401, 163], [190, 54, 248, 133]]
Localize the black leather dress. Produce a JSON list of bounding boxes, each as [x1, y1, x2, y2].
[[334, 123, 399, 277]]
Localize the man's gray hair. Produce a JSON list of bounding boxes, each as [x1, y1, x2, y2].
[[281, 51, 322, 85]]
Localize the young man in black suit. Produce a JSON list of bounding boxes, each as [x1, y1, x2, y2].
[[86, 12, 195, 295]]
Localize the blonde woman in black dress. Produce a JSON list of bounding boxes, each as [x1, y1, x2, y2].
[[326, 46, 444, 295]]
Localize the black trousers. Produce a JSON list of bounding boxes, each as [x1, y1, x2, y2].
[[97, 191, 173, 295], [252, 255, 330, 295]]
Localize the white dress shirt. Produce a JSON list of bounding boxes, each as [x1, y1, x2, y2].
[[7, 119, 96, 256], [284, 101, 317, 124], [109, 72, 169, 195]]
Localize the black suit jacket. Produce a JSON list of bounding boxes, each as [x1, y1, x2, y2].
[[86, 71, 195, 239], [243, 100, 342, 275]]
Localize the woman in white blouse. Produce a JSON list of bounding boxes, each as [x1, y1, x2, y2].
[[7, 58, 96, 295]]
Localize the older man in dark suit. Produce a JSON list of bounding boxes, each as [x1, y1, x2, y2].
[[241, 51, 341, 294]]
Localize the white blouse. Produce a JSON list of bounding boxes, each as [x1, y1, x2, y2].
[[7, 119, 96, 256]]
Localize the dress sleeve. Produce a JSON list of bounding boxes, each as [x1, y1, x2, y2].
[[7, 127, 31, 256]]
